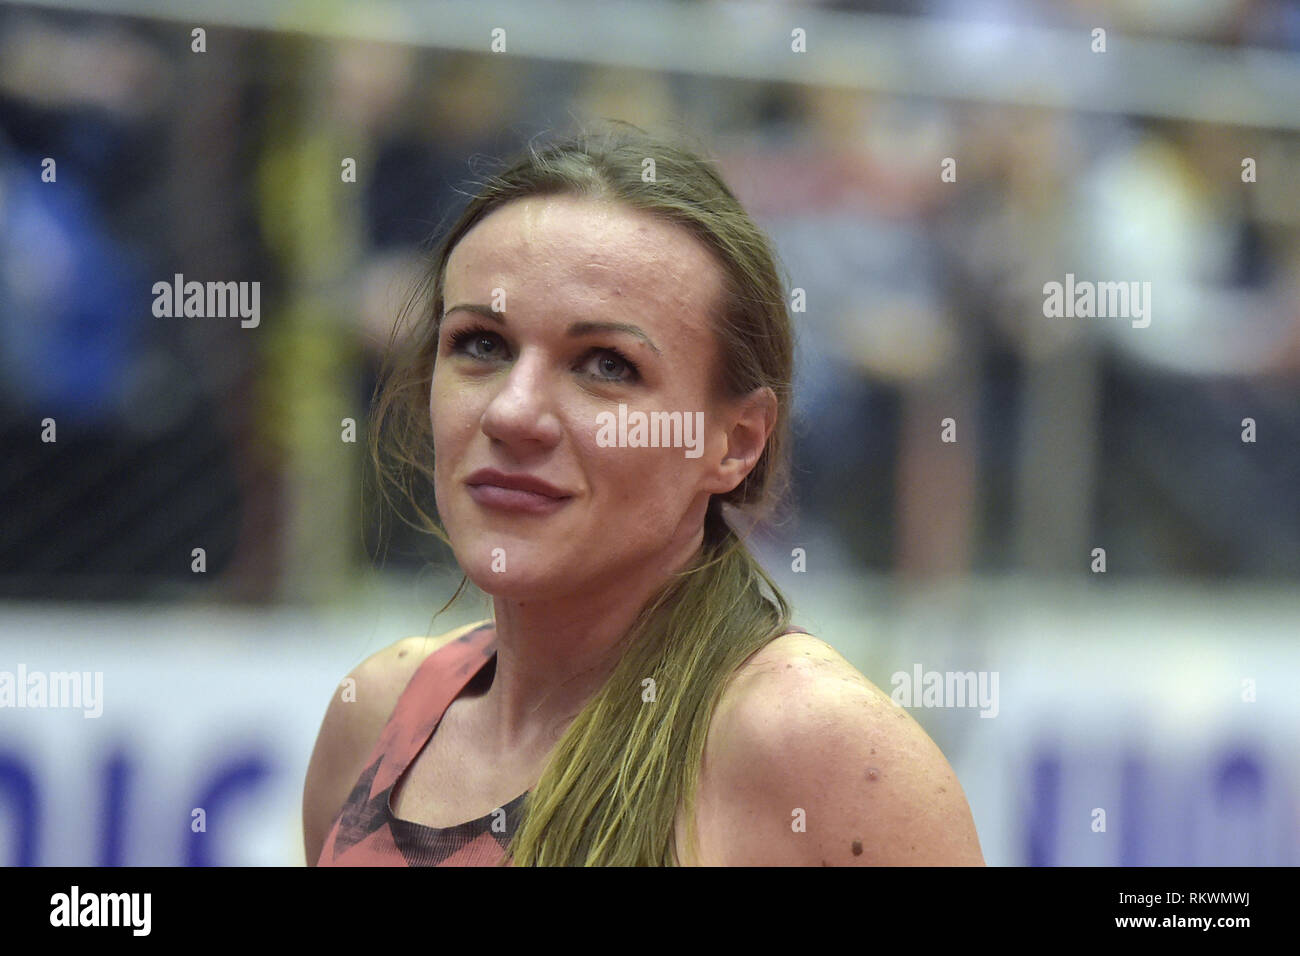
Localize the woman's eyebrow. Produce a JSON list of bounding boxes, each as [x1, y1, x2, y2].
[[568, 320, 662, 355], [442, 303, 661, 355]]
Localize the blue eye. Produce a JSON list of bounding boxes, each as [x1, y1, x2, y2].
[[585, 349, 640, 383], [443, 323, 640, 383], [447, 325, 505, 360]]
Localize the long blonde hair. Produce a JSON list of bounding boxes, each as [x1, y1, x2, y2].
[[368, 120, 796, 864]]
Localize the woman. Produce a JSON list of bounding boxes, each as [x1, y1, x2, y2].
[[304, 122, 985, 866]]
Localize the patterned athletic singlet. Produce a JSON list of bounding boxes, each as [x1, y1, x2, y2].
[[317, 622, 524, 866], [316, 620, 811, 866]]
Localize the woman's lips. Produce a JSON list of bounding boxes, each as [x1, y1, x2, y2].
[[466, 483, 572, 515]]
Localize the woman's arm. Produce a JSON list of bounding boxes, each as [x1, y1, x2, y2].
[[301, 623, 487, 866], [687, 635, 986, 866]]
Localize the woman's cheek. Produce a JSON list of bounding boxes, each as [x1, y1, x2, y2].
[[431, 390, 476, 449], [619, 449, 682, 507]]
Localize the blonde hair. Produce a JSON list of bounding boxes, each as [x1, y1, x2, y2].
[[368, 120, 796, 864]]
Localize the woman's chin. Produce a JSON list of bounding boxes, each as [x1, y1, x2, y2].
[[455, 545, 573, 598], [463, 568, 563, 600], [448, 534, 566, 586]]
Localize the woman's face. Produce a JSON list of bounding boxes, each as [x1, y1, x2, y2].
[[430, 194, 749, 600]]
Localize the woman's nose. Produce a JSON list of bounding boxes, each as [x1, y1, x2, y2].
[[479, 352, 563, 448]]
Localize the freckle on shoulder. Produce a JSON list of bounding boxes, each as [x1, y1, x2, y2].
[[735, 634, 886, 704]]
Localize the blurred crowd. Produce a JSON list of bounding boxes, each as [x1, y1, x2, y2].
[[1, 1, 1298, 603]]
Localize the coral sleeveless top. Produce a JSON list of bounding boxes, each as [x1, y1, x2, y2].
[[316, 620, 811, 866], [317, 621, 524, 866]]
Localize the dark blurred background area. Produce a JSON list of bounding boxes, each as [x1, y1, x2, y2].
[[3, 2, 1298, 606]]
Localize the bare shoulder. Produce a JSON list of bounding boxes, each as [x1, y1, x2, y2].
[[341, 620, 492, 720], [726, 631, 896, 707], [301, 619, 491, 865], [689, 630, 985, 866]]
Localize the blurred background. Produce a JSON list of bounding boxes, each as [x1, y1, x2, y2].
[[1, 0, 1298, 866]]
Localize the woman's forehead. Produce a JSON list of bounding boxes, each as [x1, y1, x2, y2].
[[446, 195, 723, 316]]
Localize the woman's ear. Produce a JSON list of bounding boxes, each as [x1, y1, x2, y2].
[[708, 386, 777, 495]]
